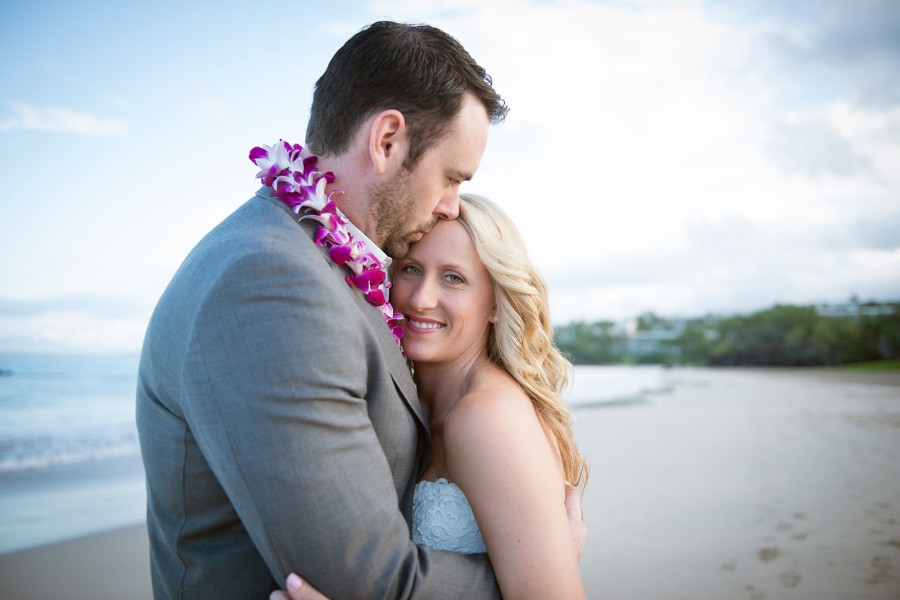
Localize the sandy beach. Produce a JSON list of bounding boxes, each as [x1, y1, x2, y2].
[[2, 367, 898, 599], [576, 367, 900, 600]]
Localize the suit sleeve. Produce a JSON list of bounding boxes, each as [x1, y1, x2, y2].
[[180, 248, 500, 599]]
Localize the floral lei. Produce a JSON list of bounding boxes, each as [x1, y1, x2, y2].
[[249, 140, 404, 349]]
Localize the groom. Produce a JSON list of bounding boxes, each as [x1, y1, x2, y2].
[[136, 21, 508, 598]]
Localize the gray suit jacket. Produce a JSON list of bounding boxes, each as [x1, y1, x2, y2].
[[136, 188, 499, 599]]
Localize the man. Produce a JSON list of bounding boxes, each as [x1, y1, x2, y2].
[[137, 21, 508, 598]]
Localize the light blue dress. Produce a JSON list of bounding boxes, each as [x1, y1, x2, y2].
[[411, 478, 486, 554]]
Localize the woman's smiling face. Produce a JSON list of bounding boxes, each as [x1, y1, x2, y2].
[[391, 218, 494, 366]]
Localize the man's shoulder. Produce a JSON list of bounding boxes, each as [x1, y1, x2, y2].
[[195, 190, 320, 260], [215, 189, 302, 236], [160, 190, 335, 304]]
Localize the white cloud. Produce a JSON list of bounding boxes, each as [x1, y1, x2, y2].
[[767, 117, 871, 177], [0, 311, 147, 354], [369, 0, 900, 322], [0, 101, 127, 136], [826, 102, 900, 193]]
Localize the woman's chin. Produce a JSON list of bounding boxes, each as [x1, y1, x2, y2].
[[401, 342, 434, 365]]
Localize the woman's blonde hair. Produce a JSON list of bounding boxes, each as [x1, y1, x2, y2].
[[456, 194, 587, 488]]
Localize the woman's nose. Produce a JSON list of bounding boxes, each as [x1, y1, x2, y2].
[[409, 277, 438, 310]]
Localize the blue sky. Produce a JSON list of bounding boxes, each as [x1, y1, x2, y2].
[[1, 0, 899, 353]]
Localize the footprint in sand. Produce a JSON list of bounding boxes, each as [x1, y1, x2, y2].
[[868, 555, 893, 585], [778, 570, 802, 588], [776, 521, 793, 532], [745, 584, 766, 599], [758, 547, 781, 563], [720, 559, 738, 572]]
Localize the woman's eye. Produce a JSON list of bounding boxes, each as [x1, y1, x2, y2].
[[446, 274, 464, 284], [402, 265, 421, 276]]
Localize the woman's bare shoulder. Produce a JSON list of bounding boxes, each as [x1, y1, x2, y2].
[[447, 367, 531, 428], [442, 365, 548, 463]]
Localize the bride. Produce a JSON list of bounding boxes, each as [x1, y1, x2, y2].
[[275, 194, 588, 598]]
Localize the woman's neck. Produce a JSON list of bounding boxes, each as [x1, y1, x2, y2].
[[413, 351, 492, 429]]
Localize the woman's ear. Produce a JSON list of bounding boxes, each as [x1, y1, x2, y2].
[[368, 109, 408, 175]]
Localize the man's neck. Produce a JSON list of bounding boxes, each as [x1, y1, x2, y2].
[[316, 154, 378, 244]]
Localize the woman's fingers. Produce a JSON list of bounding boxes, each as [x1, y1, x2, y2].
[[564, 482, 588, 559], [270, 574, 331, 600]]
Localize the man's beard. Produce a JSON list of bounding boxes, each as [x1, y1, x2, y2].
[[369, 169, 436, 259]]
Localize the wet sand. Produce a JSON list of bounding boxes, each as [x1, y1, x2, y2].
[[0, 523, 151, 600], [2, 367, 898, 599]]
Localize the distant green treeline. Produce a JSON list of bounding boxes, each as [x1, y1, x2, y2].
[[555, 300, 900, 366]]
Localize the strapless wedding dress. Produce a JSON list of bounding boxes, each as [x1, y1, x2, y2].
[[411, 478, 486, 554]]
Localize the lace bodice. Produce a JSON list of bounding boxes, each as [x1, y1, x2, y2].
[[411, 478, 486, 554]]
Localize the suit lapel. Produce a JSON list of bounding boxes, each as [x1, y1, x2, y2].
[[255, 188, 428, 431], [349, 271, 427, 431]]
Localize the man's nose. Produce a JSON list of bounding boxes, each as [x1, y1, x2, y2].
[[434, 188, 460, 220]]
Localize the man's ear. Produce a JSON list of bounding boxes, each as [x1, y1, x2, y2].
[[368, 109, 408, 175]]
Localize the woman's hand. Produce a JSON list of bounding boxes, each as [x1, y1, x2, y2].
[[269, 574, 330, 600], [565, 481, 588, 560]]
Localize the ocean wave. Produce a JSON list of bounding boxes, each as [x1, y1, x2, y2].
[[567, 365, 675, 407], [0, 431, 140, 473]]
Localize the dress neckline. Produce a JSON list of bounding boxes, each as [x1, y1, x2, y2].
[[417, 477, 451, 486]]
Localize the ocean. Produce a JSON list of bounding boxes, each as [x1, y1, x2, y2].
[[0, 354, 671, 554], [0, 353, 145, 553]]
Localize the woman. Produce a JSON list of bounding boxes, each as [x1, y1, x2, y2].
[[276, 194, 588, 598]]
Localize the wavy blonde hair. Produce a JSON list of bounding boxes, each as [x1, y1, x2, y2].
[[456, 194, 587, 488]]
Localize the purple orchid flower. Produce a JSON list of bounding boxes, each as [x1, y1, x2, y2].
[[250, 139, 404, 351]]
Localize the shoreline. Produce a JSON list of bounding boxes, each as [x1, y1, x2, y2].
[[2, 367, 898, 599], [0, 452, 146, 554]]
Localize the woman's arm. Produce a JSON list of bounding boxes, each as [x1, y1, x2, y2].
[[444, 384, 586, 599]]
